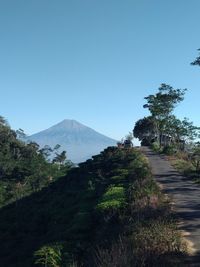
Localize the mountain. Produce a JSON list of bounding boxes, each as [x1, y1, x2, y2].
[[27, 119, 117, 163]]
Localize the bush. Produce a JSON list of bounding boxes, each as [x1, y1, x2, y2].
[[172, 159, 195, 176], [94, 238, 133, 267], [190, 147, 200, 172], [162, 145, 176, 155], [96, 186, 126, 212], [131, 219, 186, 266], [34, 243, 63, 267], [151, 142, 160, 152], [94, 218, 186, 267], [141, 138, 151, 146]]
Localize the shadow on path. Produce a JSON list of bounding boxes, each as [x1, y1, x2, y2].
[[142, 147, 200, 265]]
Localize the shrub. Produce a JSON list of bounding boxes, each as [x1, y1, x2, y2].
[[96, 186, 126, 212], [131, 219, 186, 266], [94, 237, 133, 267], [151, 142, 160, 152], [162, 145, 176, 155], [34, 243, 62, 267], [172, 159, 195, 176], [190, 147, 200, 172]]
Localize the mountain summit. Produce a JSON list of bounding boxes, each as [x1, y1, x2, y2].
[[27, 120, 117, 163]]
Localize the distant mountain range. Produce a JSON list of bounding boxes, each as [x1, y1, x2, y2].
[[27, 119, 117, 163]]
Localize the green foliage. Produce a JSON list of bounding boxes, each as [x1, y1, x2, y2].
[[191, 48, 200, 66], [0, 145, 185, 266], [162, 145, 176, 155], [190, 146, 200, 172], [96, 186, 125, 211], [53, 151, 67, 165], [0, 182, 7, 206], [34, 243, 62, 267], [143, 84, 186, 119], [0, 116, 72, 207], [127, 154, 150, 180], [140, 84, 188, 148], [133, 116, 156, 143], [0, 147, 148, 266], [150, 141, 160, 152], [135, 86, 200, 165], [131, 219, 185, 266], [172, 159, 194, 175], [180, 118, 200, 142], [95, 225, 185, 266], [170, 145, 200, 182]]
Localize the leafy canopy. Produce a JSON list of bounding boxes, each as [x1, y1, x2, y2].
[[143, 84, 186, 119]]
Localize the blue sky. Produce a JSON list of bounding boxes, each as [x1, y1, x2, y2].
[[1, 0, 200, 141]]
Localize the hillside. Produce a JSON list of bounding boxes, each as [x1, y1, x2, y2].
[[0, 147, 185, 266], [0, 118, 72, 207], [27, 120, 117, 163]]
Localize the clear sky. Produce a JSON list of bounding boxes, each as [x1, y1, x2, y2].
[[1, 0, 200, 141]]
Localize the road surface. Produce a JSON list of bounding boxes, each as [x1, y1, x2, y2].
[[142, 147, 200, 265]]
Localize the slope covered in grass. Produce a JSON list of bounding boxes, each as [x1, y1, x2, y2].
[[0, 147, 185, 266]]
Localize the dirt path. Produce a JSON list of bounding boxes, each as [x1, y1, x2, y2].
[[142, 147, 200, 264]]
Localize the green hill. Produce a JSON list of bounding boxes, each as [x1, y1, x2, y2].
[[0, 146, 185, 266]]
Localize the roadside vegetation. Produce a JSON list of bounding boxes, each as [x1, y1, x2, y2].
[[163, 147, 200, 183], [133, 80, 200, 183]]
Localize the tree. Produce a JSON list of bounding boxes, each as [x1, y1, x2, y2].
[[39, 145, 53, 160], [163, 116, 200, 149], [0, 116, 71, 206], [133, 116, 156, 145], [143, 84, 187, 146], [125, 132, 134, 141], [191, 49, 200, 66], [144, 84, 186, 117], [53, 151, 67, 166], [16, 128, 26, 140], [180, 118, 200, 143], [0, 116, 8, 127], [54, 144, 61, 151]]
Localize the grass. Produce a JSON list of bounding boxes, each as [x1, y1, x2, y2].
[[151, 143, 200, 183], [94, 216, 186, 267], [96, 186, 126, 212], [131, 218, 187, 267], [168, 156, 200, 183]]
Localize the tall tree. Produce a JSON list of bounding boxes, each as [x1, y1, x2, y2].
[[53, 151, 67, 166], [164, 116, 200, 149], [0, 116, 8, 127], [143, 84, 187, 146]]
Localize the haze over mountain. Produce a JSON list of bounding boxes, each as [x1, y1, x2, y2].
[[27, 119, 117, 163]]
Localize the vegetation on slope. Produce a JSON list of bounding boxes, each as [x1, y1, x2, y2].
[[0, 146, 186, 266], [0, 116, 72, 207]]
